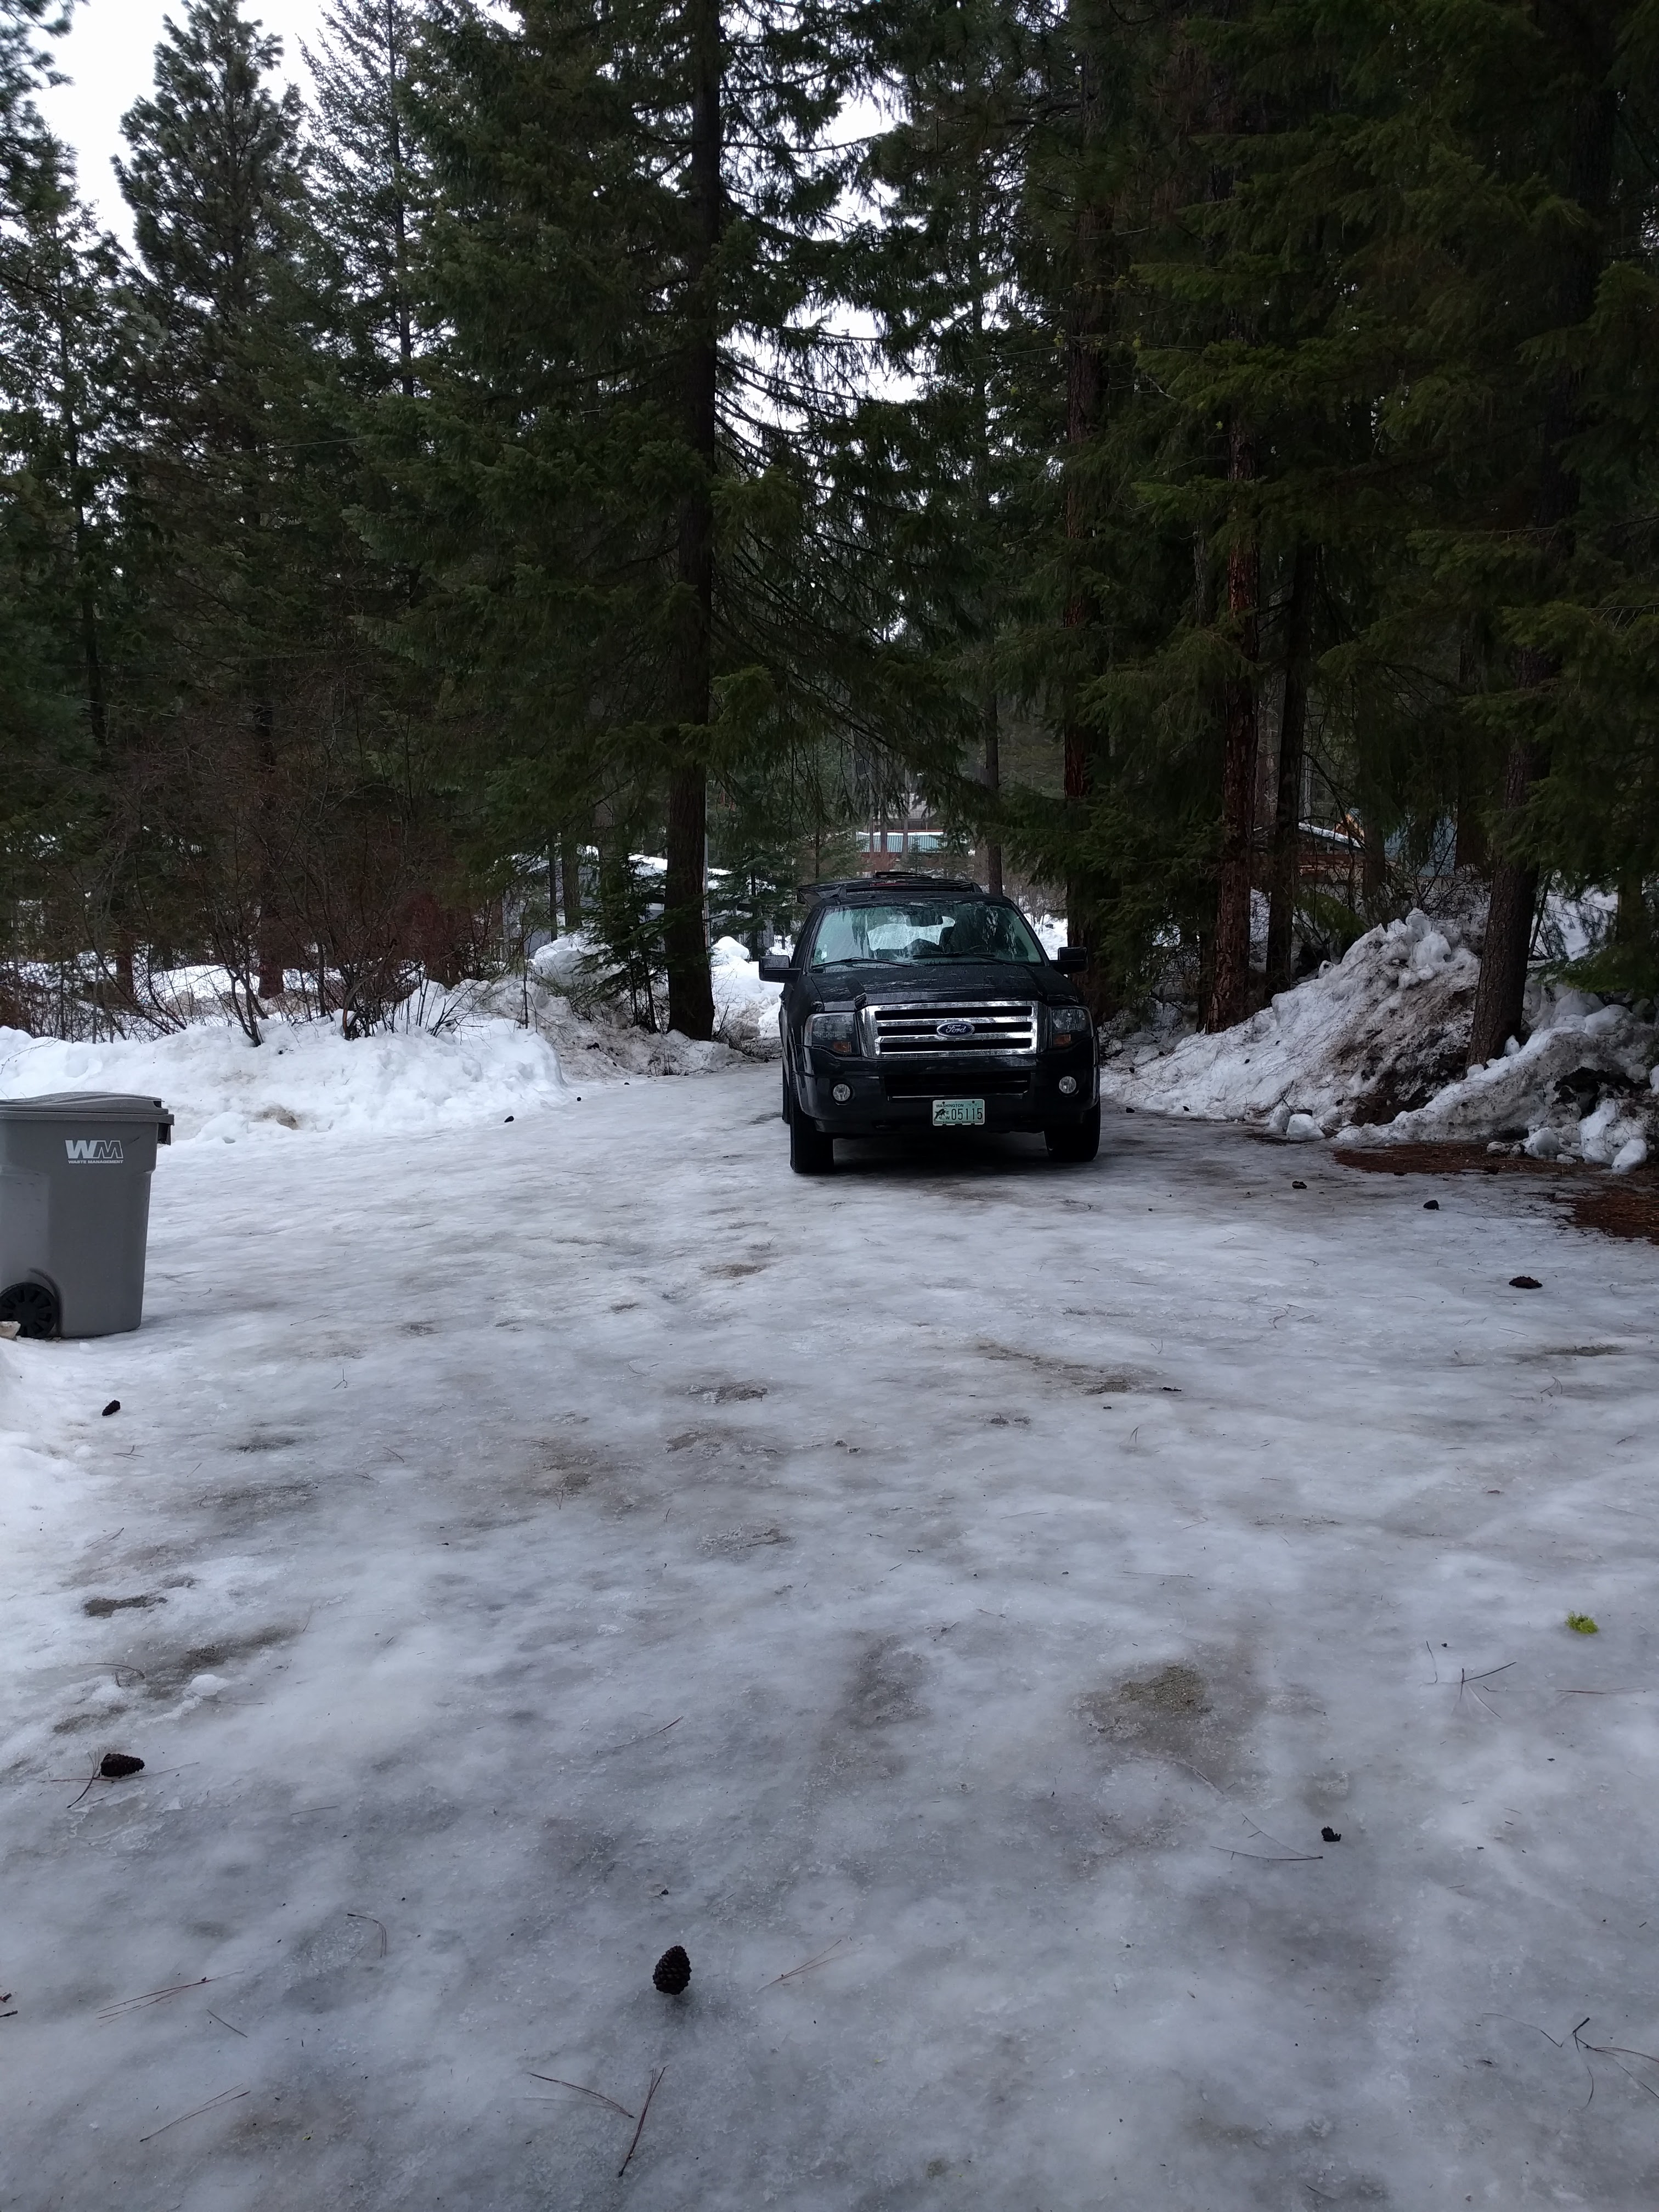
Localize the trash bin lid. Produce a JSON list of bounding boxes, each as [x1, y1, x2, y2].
[[0, 1091, 173, 1125]]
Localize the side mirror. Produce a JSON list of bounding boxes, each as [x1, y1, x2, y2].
[[1053, 946, 1088, 974], [758, 950, 792, 983]]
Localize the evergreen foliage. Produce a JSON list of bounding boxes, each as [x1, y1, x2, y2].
[[0, 0, 1655, 1037]]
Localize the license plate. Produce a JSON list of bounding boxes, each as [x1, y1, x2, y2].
[[932, 1098, 985, 1128]]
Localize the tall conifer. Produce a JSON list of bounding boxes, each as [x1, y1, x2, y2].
[[304, 0, 421, 395]]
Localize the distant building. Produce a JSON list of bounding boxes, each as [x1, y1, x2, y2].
[[854, 798, 950, 874]]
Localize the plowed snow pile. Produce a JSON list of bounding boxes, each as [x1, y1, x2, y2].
[[529, 932, 782, 1063], [0, 1013, 572, 1146], [1101, 907, 1659, 1167]]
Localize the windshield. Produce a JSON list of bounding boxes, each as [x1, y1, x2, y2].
[[809, 898, 1046, 968]]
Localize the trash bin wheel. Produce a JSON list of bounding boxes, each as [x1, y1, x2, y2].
[[0, 1280, 59, 1339]]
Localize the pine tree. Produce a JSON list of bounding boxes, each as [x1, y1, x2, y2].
[[1389, 0, 1651, 1061], [116, 0, 312, 1007], [303, 0, 421, 396], [116, 0, 312, 686], [995, 0, 1227, 1010], [849, 0, 1047, 897], [0, 0, 63, 182], [0, 142, 124, 800], [0, 8, 138, 1011], [389, 0, 893, 1037]]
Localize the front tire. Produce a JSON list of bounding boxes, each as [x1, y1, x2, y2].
[[788, 1088, 836, 1175], [1045, 1105, 1101, 1163]]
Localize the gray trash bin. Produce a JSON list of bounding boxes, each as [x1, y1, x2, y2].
[[0, 1092, 174, 1339]]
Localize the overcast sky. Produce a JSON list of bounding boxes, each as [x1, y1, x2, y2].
[[38, 0, 328, 236]]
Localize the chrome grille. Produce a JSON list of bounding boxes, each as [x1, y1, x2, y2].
[[869, 1000, 1037, 1058]]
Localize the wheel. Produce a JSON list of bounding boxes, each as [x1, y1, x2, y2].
[[788, 1090, 836, 1175], [1045, 1106, 1101, 1163], [0, 1280, 60, 1339]]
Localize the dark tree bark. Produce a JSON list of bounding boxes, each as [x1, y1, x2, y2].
[[662, 0, 719, 1041], [1613, 873, 1651, 967], [964, 166, 1003, 900], [983, 695, 1002, 895], [1208, 419, 1260, 1031], [1061, 48, 1103, 974], [1468, 708, 1545, 1060], [560, 830, 583, 932], [1361, 814, 1388, 919], [1467, 34, 1617, 1065], [1265, 541, 1314, 996], [1453, 778, 1490, 875], [1453, 628, 1491, 873]]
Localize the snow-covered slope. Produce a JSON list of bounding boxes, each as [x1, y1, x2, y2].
[[1101, 907, 1658, 1164]]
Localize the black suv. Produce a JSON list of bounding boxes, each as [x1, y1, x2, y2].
[[759, 874, 1100, 1175]]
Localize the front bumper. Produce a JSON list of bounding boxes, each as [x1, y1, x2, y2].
[[798, 1051, 1098, 1136]]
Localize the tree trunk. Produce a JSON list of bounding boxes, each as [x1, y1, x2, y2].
[[1452, 626, 1490, 872], [1208, 420, 1260, 1031], [1265, 541, 1315, 996], [1467, 718, 1543, 1061], [663, 0, 719, 1041], [253, 690, 285, 1002], [1361, 814, 1388, 919], [1062, 47, 1103, 970], [560, 830, 583, 932], [984, 693, 1002, 896], [965, 168, 1003, 902], [1468, 42, 1616, 1065], [1613, 872, 1650, 973]]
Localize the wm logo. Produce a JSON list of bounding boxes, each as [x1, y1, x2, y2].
[[65, 1137, 123, 1164]]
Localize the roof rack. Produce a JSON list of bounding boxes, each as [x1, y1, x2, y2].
[[796, 871, 985, 903]]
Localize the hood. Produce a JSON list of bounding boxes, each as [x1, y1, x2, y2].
[[810, 961, 1073, 1006]]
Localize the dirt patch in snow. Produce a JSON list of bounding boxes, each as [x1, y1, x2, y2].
[[1333, 1143, 1592, 1180], [1568, 1177, 1659, 1245], [1077, 1653, 1261, 1789], [1334, 1142, 1659, 1244]]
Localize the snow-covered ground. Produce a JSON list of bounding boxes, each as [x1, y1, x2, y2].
[[1102, 908, 1659, 1166], [4, 1073, 1658, 2207]]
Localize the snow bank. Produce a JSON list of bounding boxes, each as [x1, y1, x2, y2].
[[0, 935, 781, 1147], [0, 1013, 568, 1147], [1334, 1006, 1656, 1163], [1101, 906, 1659, 1160], [528, 932, 781, 1064], [710, 935, 782, 1054]]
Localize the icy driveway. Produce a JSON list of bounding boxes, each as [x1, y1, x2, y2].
[[4, 1069, 1658, 2211]]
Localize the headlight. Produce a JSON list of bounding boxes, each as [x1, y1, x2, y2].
[[1047, 1005, 1091, 1046], [807, 1011, 858, 1057]]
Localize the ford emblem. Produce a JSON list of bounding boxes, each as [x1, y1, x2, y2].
[[936, 1018, 974, 1039]]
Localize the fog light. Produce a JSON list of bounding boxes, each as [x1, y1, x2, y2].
[[1058, 1075, 1078, 1097], [832, 1082, 852, 1104]]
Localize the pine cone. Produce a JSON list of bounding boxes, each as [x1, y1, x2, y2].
[[652, 1945, 691, 1995], [100, 1753, 144, 1779]]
